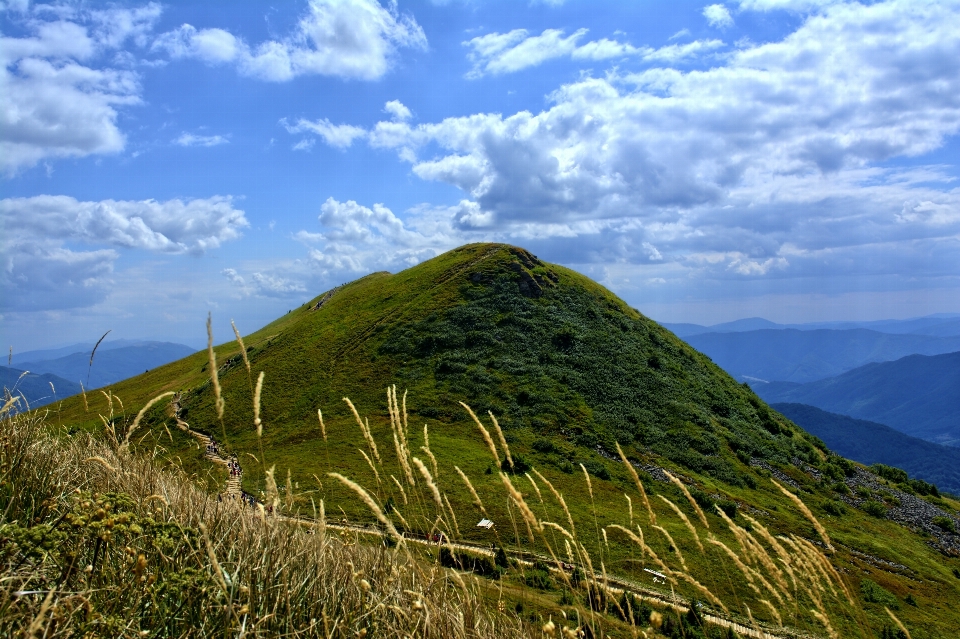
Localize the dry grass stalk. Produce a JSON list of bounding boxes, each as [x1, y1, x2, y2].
[[885, 608, 912, 639], [84, 455, 118, 473], [624, 494, 633, 526], [329, 472, 403, 543], [317, 408, 326, 441], [664, 470, 709, 529], [772, 479, 833, 551], [253, 371, 264, 436], [579, 463, 594, 500], [760, 599, 783, 627], [499, 472, 542, 535], [230, 319, 251, 374], [413, 456, 444, 511], [124, 391, 175, 449], [616, 443, 656, 525], [454, 465, 487, 515], [707, 536, 764, 601], [80, 381, 89, 412], [674, 571, 727, 614], [652, 524, 687, 571], [524, 472, 543, 503], [741, 513, 796, 581], [265, 464, 280, 512], [459, 401, 500, 466], [488, 411, 513, 470], [444, 494, 461, 538], [421, 441, 439, 480], [393, 430, 416, 487], [359, 448, 381, 485], [810, 609, 839, 639], [391, 474, 409, 505], [532, 469, 577, 537], [343, 397, 381, 463], [792, 537, 841, 601], [387, 388, 416, 486], [656, 495, 703, 552], [205, 313, 225, 420]]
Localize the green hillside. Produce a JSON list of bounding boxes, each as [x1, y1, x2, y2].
[[49, 243, 960, 637]]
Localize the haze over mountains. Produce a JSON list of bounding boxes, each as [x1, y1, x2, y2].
[[663, 315, 960, 384], [753, 351, 960, 448], [772, 403, 960, 495], [3, 340, 196, 406]]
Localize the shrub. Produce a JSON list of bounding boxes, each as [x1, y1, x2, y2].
[[871, 463, 908, 484], [862, 500, 887, 517], [718, 500, 738, 519], [861, 578, 899, 608], [821, 500, 847, 516], [932, 516, 956, 533], [581, 459, 610, 481]]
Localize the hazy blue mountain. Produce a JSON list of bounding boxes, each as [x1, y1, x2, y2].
[[754, 352, 960, 447], [17, 342, 196, 390], [662, 313, 960, 338], [1, 366, 83, 408], [9, 339, 193, 367], [771, 403, 960, 495], [683, 329, 960, 383]]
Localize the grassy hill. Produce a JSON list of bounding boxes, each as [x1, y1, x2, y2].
[[42, 243, 960, 637]]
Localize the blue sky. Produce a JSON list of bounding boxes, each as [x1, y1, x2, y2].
[[1, 0, 958, 351]]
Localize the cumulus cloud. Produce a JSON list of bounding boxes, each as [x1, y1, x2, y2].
[[281, 118, 366, 149], [703, 4, 735, 28], [0, 5, 160, 173], [175, 132, 229, 147], [154, 0, 427, 82], [358, 0, 960, 283], [1, 195, 248, 254], [383, 99, 412, 121], [464, 27, 724, 77], [1, 195, 248, 311], [294, 197, 459, 279]]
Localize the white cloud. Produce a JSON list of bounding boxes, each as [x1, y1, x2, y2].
[[669, 28, 692, 41], [465, 28, 588, 77], [383, 99, 412, 121], [281, 118, 367, 149], [0, 195, 248, 254], [0, 5, 159, 174], [1, 242, 117, 312], [703, 4, 735, 29], [153, 25, 241, 64], [291, 197, 459, 280], [464, 27, 723, 77], [358, 0, 960, 284], [154, 0, 427, 82], [175, 132, 229, 147], [0, 195, 249, 311], [738, 0, 841, 11]]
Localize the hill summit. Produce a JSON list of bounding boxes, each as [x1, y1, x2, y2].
[[68, 243, 820, 486]]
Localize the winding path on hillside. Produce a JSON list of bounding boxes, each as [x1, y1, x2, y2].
[[169, 392, 811, 639]]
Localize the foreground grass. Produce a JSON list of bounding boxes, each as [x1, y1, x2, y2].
[[0, 407, 524, 638]]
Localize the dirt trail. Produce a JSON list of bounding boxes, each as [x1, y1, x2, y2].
[[171, 393, 242, 500], [172, 388, 814, 639]]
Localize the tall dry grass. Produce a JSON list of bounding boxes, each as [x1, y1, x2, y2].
[[0, 405, 523, 638]]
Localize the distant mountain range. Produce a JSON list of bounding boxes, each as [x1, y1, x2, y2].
[[663, 313, 960, 338], [753, 351, 960, 447], [682, 329, 960, 384], [8, 340, 196, 394], [0, 367, 82, 409], [771, 403, 960, 495]]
